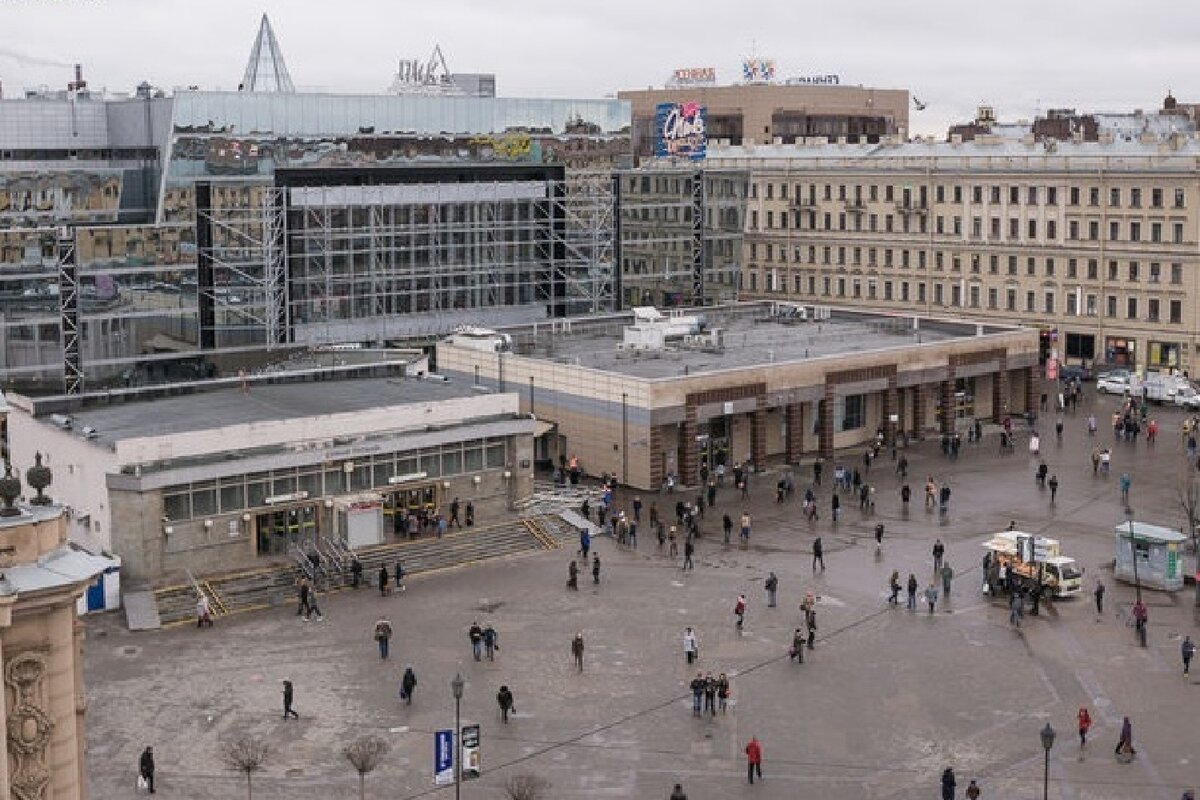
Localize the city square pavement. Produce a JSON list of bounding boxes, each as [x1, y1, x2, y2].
[[84, 388, 1199, 800]]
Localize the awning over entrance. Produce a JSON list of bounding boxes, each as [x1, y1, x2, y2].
[[534, 420, 555, 438]]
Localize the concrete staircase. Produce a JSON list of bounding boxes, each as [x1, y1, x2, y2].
[[149, 516, 573, 628]]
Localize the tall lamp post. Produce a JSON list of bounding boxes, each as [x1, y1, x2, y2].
[[1126, 509, 1142, 604], [1040, 722, 1056, 800], [451, 673, 464, 800]]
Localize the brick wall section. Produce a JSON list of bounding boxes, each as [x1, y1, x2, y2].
[[681, 404, 699, 486], [819, 387, 834, 458], [785, 403, 804, 463], [912, 385, 925, 439], [993, 356, 1009, 421], [751, 404, 768, 470], [884, 377, 898, 446], [649, 426, 665, 489]]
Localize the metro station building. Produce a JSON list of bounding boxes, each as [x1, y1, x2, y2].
[[437, 302, 1039, 490]]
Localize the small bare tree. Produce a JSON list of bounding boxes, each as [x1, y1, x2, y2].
[[1178, 468, 1200, 554], [504, 773, 551, 800], [221, 735, 269, 800], [342, 735, 389, 800]]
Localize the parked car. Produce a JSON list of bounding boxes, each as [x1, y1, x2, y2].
[[1096, 368, 1132, 383], [1058, 364, 1092, 382], [1097, 375, 1138, 395], [1174, 385, 1200, 410]]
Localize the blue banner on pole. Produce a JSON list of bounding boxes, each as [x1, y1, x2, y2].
[[434, 729, 454, 785]]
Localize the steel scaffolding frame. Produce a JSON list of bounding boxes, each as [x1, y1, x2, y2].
[[57, 226, 82, 394]]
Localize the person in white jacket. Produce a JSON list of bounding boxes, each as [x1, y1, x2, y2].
[[683, 627, 699, 664]]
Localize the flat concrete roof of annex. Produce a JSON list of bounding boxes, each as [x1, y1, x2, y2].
[[31, 375, 484, 448], [513, 305, 1022, 381]]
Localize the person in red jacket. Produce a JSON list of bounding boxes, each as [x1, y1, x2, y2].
[[1077, 706, 1092, 749], [745, 736, 763, 784]]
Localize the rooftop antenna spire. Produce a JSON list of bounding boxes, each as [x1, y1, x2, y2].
[[240, 13, 295, 93]]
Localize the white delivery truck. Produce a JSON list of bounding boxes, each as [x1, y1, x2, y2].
[[982, 530, 1084, 598], [1141, 373, 1191, 404]]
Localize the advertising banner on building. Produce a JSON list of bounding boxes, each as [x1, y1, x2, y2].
[[434, 729, 454, 785], [741, 58, 777, 83], [670, 67, 716, 86], [654, 103, 707, 161], [461, 724, 481, 779]]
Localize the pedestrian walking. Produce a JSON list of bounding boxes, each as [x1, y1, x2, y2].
[[734, 594, 747, 631], [483, 623, 498, 660], [888, 571, 901, 605], [906, 573, 918, 611], [805, 606, 817, 650], [689, 673, 704, 716], [683, 539, 694, 571], [941, 767, 956, 800], [941, 563, 954, 598], [139, 746, 156, 794], [831, 493, 841, 522], [924, 583, 939, 614], [932, 539, 945, 572], [1094, 581, 1105, 615], [683, 627, 699, 664], [296, 576, 311, 616], [703, 672, 717, 716], [633, 495, 643, 522], [739, 512, 752, 545], [592, 554, 601, 584], [282, 678, 299, 719], [449, 497, 462, 528], [305, 588, 323, 621], [874, 523, 884, 553], [717, 673, 730, 713], [571, 632, 585, 672], [1009, 591, 1024, 628], [765, 571, 778, 607], [790, 628, 805, 663], [1119, 472, 1132, 503], [812, 537, 825, 571], [196, 594, 213, 628], [400, 665, 417, 705], [568, 559, 579, 590], [373, 618, 393, 659], [497, 685, 514, 722], [350, 556, 363, 588], [1114, 716, 1135, 756], [722, 514, 733, 544], [965, 779, 981, 799], [579, 527, 591, 560], [745, 737, 763, 784], [469, 621, 483, 661], [670, 784, 688, 800], [378, 565, 389, 597], [1077, 706, 1092, 748], [1048, 474, 1059, 502], [1182, 635, 1195, 676]]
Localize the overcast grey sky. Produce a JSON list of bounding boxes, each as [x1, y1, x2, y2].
[[1, 0, 1196, 135]]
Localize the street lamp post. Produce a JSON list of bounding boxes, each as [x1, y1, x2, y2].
[[451, 673, 464, 800], [1040, 722, 1056, 800], [1126, 511, 1142, 604]]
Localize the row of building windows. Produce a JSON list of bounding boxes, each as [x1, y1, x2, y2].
[[751, 181, 1188, 210], [750, 208, 1188, 244], [161, 438, 508, 521], [748, 271, 1185, 324], [749, 243, 1188, 284]]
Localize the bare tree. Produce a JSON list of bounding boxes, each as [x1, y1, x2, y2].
[[221, 735, 269, 800], [1177, 467, 1200, 550], [342, 735, 389, 800], [504, 773, 551, 800]]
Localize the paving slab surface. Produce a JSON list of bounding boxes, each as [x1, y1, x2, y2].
[[84, 388, 1200, 799]]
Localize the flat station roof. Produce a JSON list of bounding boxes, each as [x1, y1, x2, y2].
[[54, 376, 480, 447], [516, 306, 1015, 380]]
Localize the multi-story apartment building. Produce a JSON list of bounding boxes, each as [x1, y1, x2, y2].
[[710, 134, 1200, 374]]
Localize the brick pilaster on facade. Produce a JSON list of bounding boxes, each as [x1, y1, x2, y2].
[[751, 400, 768, 470], [818, 388, 835, 459], [939, 379, 956, 436], [883, 378, 898, 446], [912, 385, 925, 440], [993, 357, 1010, 422], [680, 405, 699, 487], [649, 426, 665, 489], [785, 402, 805, 463], [1025, 365, 1040, 415]]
